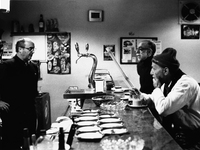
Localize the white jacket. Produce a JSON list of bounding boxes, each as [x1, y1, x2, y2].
[[143, 75, 200, 130]]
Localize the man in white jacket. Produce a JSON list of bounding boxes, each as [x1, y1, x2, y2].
[[142, 48, 200, 149]]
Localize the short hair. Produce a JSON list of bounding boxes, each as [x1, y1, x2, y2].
[[15, 38, 34, 52], [141, 40, 156, 56]]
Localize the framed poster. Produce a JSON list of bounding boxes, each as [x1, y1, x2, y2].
[[47, 32, 71, 74], [88, 10, 103, 22], [103, 45, 115, 61], [120, 37, 157, 64], [181, 24, 200, 39]]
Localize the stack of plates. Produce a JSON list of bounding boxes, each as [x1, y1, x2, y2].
[[74, 110, 129, 140]]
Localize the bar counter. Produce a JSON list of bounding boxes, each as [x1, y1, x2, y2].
[[69, 98, 182, 150]]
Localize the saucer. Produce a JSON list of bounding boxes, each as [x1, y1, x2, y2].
[[127, 104, 147, 108]]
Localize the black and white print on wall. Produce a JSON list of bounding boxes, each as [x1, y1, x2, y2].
[[181, 24, 200, 39], [47, 32, 71, 74], [103, 45, 115, 61]]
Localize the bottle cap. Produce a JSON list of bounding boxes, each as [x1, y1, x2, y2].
[[40, 129, 46, 136], [23, 128, 29, 137]]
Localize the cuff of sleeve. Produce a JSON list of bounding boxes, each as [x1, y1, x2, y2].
[[152, 88, 164, 103]]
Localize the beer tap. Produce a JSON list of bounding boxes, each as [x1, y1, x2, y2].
[[75, 42, 98, 89]]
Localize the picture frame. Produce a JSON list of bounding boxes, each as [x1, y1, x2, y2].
[[88, 10, 103, 22], [103, 45, 115, 61], [181, 24, 200, 39], [120, 37, 157, 64]]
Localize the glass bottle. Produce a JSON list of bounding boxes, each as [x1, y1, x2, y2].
[[58, 127, 65, 150], [39, 14, 45, 32], [66, 123, 76, 147], [31, 134, 37, 150], [22, 128, 30, 150]]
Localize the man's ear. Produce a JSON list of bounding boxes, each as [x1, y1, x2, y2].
[[147, 49, 153, 57], [18, 47, 23, 53], [163, 67, 170, 76]]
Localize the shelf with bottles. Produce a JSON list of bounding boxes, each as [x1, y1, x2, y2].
[[11, 14, 60, 37]]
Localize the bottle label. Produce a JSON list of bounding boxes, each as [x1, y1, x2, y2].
[[39, 22, 44, 28]]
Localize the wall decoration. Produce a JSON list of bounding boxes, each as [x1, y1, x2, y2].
[[181, 24, 200, 39], [154, 40, 162, 55], [2, 42, 12, 59], [120, 37, 157, 64], [47, 32, 71, 74], [103, 45, 115, 61], [88, 10, 103, 22]]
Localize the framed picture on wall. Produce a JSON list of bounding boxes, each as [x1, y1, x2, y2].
[[120, 37, 157, 64], [88, 10, 103, 22], [103, 45, 115, 61], [47, 32, 71, 74], [181, 24, 200, 39]]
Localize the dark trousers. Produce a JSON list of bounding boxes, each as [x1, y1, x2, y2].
[[1, 108, 37, 150], [148, 101, 200, 150]]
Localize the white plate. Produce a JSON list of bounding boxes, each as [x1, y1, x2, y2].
[[99, 114, 116, 118], [77, 121, 98, 126], [75, 116, 98, 122], [102, 128, 128, 135], [81, 113, 98, 116], [112, 88, 124, 93], [99, 118, 121, 123], [127, 104, 147, 108], [120, 97, 129, 101], [100, 123, 124, 128], [76, 132, 103, 140], [82, 109, 99, 113], [77, 126, 101, 132]]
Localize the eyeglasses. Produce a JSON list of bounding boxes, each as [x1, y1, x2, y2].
[[137, 47, 151, 53], [21, 46, 35, 52]]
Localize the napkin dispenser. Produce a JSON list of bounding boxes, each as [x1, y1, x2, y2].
[[94, 69, 115, 90], [95, 79, 106, 93]]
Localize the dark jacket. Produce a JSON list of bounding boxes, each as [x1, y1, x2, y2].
[[137, 57, 154, 94], [0, 55, 39, 149]]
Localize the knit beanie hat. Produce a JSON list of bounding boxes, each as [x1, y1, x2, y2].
[[152, 48, 180, 71]]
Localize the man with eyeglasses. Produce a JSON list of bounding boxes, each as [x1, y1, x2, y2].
[[136, 40, 156, 94], [0, 38, 39, 150]]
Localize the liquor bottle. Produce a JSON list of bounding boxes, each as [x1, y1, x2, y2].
[[58, 127, 65, 150], [66, 123, 76, 147], [22, 128, 30, 150], [38, 14, 45, 32], [31, 134, 37, 150]]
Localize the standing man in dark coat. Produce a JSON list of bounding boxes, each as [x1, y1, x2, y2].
[[0, 38, 39, 150], [136, 40, 156, 94]]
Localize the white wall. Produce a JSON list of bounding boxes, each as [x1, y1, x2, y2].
[[1, 0, 200, 122]]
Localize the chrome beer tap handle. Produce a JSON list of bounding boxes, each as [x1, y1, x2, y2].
[[75, 42, 97, 89], [75, 42, 80, 56], [86, 43, 89, 53]]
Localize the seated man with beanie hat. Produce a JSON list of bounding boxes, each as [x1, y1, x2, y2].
[[142, 48, 200, 149]]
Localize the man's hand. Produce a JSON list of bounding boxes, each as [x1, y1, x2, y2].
[[153, 78, 162, 88], [0, 101, 9, 111]]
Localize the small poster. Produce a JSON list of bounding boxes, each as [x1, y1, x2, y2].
[[181, 24, 200, 39], [47, 32, 71, 74], [103, 45, 115, 61]]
